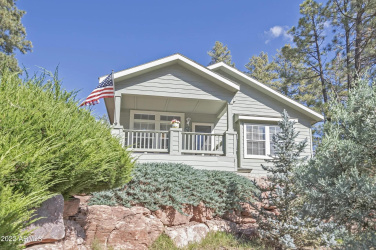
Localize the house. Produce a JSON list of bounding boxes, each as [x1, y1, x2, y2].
[[104, 54, 323, 177]]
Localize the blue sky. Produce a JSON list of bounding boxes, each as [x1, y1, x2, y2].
[[16, 0, 304, 118]]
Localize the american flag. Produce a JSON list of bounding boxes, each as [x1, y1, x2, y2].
[[80, 72, 114, 106]]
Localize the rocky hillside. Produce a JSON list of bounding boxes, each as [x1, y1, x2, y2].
[[24, 193, 277, 249]]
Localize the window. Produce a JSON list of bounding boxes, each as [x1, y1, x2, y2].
[[244, 124, 280, 158], [130, 110, 184, 131], [133, 113, 156, 130], [129, 111, 184, 149]]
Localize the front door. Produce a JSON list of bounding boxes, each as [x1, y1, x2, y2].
[[192, 123, 213, 151]]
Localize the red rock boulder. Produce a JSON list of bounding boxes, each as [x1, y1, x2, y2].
[[85, 205, 163, 250], [153, 205, 193, 226]]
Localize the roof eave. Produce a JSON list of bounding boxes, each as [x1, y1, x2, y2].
[[99, 54, 240, 92]]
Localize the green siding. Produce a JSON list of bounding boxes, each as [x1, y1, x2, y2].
[[113, 64, 317, 177], [115, 64, 234, 102], [214, 68, 314, 177]]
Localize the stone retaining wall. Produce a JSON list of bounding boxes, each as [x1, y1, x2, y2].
[[25, 195, 270, 249]]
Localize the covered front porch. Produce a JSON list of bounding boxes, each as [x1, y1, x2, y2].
[[108, 93, 237, 171]]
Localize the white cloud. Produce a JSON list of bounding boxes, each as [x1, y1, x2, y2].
[[264, 25, 293, 44], [270, 26, 284, 37]]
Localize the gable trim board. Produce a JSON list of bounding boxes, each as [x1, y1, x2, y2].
[[99, 54, 240, 93], [207, 62, 324, 122]]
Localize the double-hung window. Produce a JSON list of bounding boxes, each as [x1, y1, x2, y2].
[[130, 110, 184, 131], [244, 124, 280, 158]]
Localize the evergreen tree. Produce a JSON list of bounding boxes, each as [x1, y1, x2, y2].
[[251, 110, 308, 248], [245, 51, 279, 88], [298, 80, 376, 247], [328, 0, 376, 87], [272, 49, 300, 99], [251, 111, 340, 248], [207, 41, 235, 67], [274, 47, 325, 115], [0, 0, 32, 72], [288, 0, 331, 105]]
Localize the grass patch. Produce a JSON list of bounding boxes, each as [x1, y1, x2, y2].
[[150, 231, 267, 250], [91, 238, 114, 250], [150, 233, 178, 250]]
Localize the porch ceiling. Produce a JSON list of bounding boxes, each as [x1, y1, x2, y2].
[[121, 94, 226, 115]]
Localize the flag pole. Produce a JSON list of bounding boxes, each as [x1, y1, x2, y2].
[[112, 70, 117, 126]]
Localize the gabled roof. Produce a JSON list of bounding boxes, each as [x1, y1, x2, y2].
[[207, 62, 324, 122], [99, 54, 240, 92]]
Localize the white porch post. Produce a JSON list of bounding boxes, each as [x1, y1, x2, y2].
[[225, 101, 236, 160], [169, 128, 182, 155], [111, 93, 125, 146], [114, 94, 121, 126], [227, 102, 234, 132]]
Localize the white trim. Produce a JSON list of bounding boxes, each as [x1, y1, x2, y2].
[[244, 154, 272, 160], [309, 127, 314, 158], [208, 62, 324, 121], [192, 122, 214, 133], [130, 110, 185, 131], [238, 115, 298, 122], [243, 123, 279, 159], [99, 54, 240, 92]]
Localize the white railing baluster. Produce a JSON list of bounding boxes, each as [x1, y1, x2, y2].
[[203, 134, 206, 151], [123, 130, 225, 155], [164, 132, 167, 149], [123, 130, 169, 152], [179, 132, 225, 155]]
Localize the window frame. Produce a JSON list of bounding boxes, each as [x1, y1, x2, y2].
[[191, 122, 214, 133], [243, 123, 279, 159], [129, 110, 185, 131]]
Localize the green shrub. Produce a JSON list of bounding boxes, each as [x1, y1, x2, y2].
[[0, 68, 134, 197], [90, 162, 255, 216], [297, 80, 376, 248], [0, 185, 50, 250], [0, 68, 133, 249]]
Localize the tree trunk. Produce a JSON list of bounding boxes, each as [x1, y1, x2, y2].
[[312, 16, 328, 103], [343, 0, 352, 89], [354, 3, 365, 83]]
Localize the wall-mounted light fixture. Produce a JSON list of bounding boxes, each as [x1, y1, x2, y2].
[[186, 117, 191, 132]]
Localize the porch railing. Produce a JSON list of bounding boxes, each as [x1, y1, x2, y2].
[[124, 129, 169, 152], [182, 132, 224, 155], [121, 128, 230, 156]]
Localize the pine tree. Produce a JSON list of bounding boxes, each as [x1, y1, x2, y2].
[[272, 49, 300, 99], [245, 51, 279, 87], [288, 0, 331, 105], [278, 45, 325, 113], [328, 0, 376, 87], [207, 41, 235, 67], [0, 0, 32, 72]]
